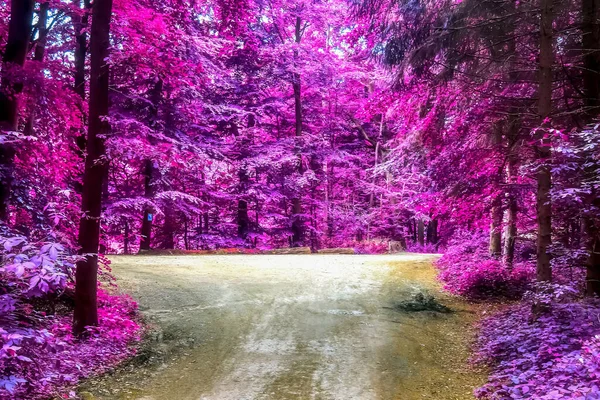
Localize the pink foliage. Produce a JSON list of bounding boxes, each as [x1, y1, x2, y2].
[[352, 240, 389, 254], [0, 236, 141, 399], [436, 231, 534, 299]]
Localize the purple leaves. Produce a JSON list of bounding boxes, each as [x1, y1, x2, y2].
[[436, 231, 533, 299], [473, 295, 600, 399], [0, 235, 141, 400]]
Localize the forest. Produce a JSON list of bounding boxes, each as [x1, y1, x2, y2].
[[1, 0, 600, 399]]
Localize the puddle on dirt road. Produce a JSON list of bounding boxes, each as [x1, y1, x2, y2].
[[80, 255, 486, 400]]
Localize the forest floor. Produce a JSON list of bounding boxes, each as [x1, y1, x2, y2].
[[80, 254, 486, 400]]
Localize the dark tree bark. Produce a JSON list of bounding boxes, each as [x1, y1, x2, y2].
[[23, 1, 49, 137], [585, 211, 600, 295], [237, 115, 254, 240], [73, 0, 91, 157], [123, 219, 129, 255], [427, 218, 438, 245], [489, 196, 503, 258], [417, 219, 425, 247], [0, 0, 34, 220], [139, 160, 156, 251], [503, 3, 521, 269], [582, 0, 600, 295], [290, 16, 304, 247], [162, 209, 175, 249], [184, 216, 189, 250], [139, 79, 162, 251], [583, 0, 600, 118], [504, 187, 518, 267], [534, 0, 554, 282], [73, 0, 113, 336]]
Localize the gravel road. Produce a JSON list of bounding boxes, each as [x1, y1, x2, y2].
[[82, 254, 484, 400]]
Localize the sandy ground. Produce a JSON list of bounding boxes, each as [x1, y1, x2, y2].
[[82, 254, 485, 400]]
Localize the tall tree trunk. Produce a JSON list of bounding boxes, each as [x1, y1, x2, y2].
[[417, 219, 425, 247], [184, 216, 189, 250], [583, 0, 600, 118], [291, 16, 304, 247], [489, 124, 503, 258], [428, 218, 438, 245], [0, 0, 34, 220], [489, 196, 503, 258], [140, 160, 156, 251], [73, 0, 91, 158], [504, 172, 518, 267], [139, 78, 162, 251], [123, 219, 129, 255], [585, 206, 600, 295], [23, 1, 49, 137], [503, 2, 521, 269], [162, 209, 175, 249], [535, 0, 554, 282], [73, 0, 113, 336], [582, 0, 600, 295], [238, 115, 253, 240]]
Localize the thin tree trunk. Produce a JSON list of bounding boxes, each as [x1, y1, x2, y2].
[[583, 0, 600, 118], [489, 196, 503, 258], [140, 160, 156, 251], [0, 0, 34, 220], [417, 219, 425, 247], [139, 79, 162, 251], [123, 219, 129, 255], [535, 0, 554, 282], [585, 206, 600, 295], [238, 115, 253, 240], [73, 0, 91, 158], [430, 218, 438, 245], [73, 0, 113, 336], [503, 2, 521, 269], [582, 0, 600, 295], [184, 216, 189, 250], [23, 1, 49, 137], [161, 208, 175, 250], [504, 180, 518, 267], [291, 16, 304, 247]]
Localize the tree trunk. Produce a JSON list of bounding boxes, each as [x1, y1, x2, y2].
[[162, 209, 175, 249], [583, 0, 600, 118], [430, 218, 438, 245], [73, 0, 91, 158], [582, 0, 600, 296], [238, 115, 253, 240], [0, 0, 34, 220], [504, 188, 518, 267], [184, 217, 189, 250], [535, 0, 554, 282], [417, 219, 425, 247], [140, 160, 156, 251], [123, 219, 129, 255], [290, 16, 304, 247], [503, 5, 521, 269], [585, 208, 600, 295], [73, 0, 113, 336], [23, 1, 49, 137], [489, 196, 503, 258], [139, 79, 162, 251]]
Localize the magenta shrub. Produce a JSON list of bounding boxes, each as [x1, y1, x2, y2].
[[0, 236, 141, 399], [436, 231, 534, 299], [352, 240, 389, 254], [473, 284, 600, 399], [405, 242, 439, 254]]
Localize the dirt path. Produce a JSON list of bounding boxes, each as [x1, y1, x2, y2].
[[82, 254, 484, 400]]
